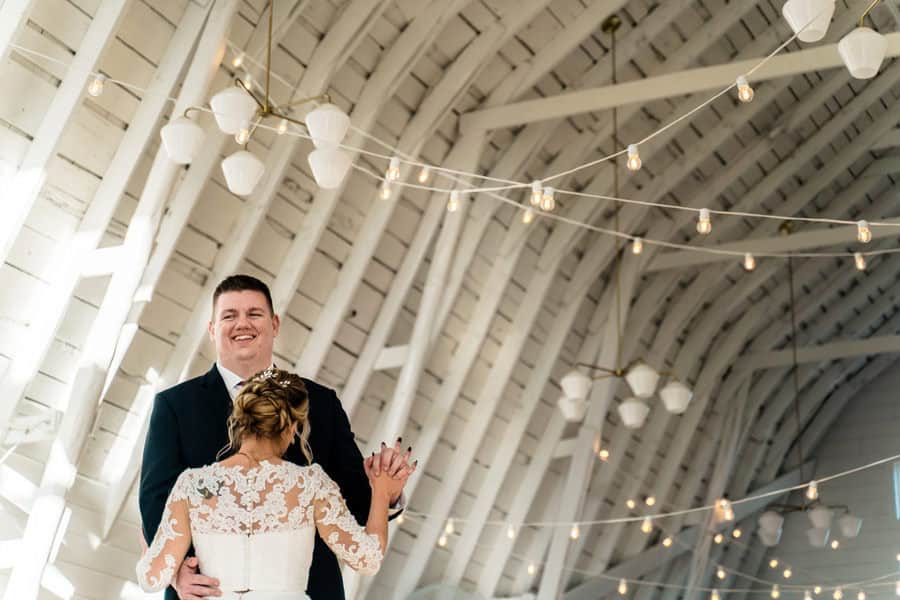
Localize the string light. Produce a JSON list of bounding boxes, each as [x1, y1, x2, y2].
[[445, 519, 455, 535], [438, 534, 448, 547], [743, 253, 756, 271], [598, 448, 610, 461], [418, 166, 431, 184], [662, 536, 673, 547], [805, 591, 813, 600], [626, 499, 637, 510], [712, 590, 721, 600], [397, 514, 405, 525], [717, 498, 735, 522], [626, 144, 642, 171], [380, 183, 392, 200], [857, 220, 872, 243], [507, 524, 517, 540], [854, 252, 866, 271], [632, 237, 643, 255], [570, 525, 580, 540], [806, 481, 819, 501], [783, 568, 792, 579], [895, 582, 900, 597], [770, 559, 779, 568], [386, 156, 401, 181], [714, 533, 724, 544], [522, 208, 535, 224], [530, 180, 542, 206], [831, 539, 840, 550], [87, 74, 106, 97], [618, 579, 628, 595], [732, 528, 742, 539], [834, 588, 843, 600], [235, 124, 251, 145], [641, 517, 653, 534], [232, 52, 245, 68], [276, 118, 288, 135], [540, 186, 556, 212], [697, 208, 712, 234], [717, 566, 726, 580], [447, 190, 461, 213], [736, 75, 754, 103], [772, 585, 781, 599], [857, 591, 865, 600], [815, 587, 823, 595], [527, 563, 536, 576], [645, 496, 656, 507]]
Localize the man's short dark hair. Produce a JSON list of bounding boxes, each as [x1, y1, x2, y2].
[[212, 275, 275, 315]]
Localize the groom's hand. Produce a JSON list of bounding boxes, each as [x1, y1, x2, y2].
[[365, 439, 417, 504], [175, 557, 221, 599]]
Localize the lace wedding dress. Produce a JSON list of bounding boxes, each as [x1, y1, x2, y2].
[[136, 461, 383, 599]]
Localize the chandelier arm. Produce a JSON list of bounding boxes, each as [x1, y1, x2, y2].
[[183, 106, 203, 119], [235, 78, 267, 111], [244, 114, 265, 147], [573, 363, 620, 377], [283, 92, 332, 109], [860, 0, 883, 27], [276, 113, 310, 132]]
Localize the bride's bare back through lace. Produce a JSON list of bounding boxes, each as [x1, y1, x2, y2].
[[136, 461, 382, 594]]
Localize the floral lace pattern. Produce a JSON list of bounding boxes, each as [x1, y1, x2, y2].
[[135, 462, 383, 591]]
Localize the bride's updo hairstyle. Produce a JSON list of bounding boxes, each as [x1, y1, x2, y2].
[[226, 367, 312, 463]]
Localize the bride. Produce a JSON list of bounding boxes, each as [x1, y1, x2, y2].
[[136, 368, 406, 598]]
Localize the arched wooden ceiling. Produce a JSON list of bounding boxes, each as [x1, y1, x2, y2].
[[0, 0, 898, 598]]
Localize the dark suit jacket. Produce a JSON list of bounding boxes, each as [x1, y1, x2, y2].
[[139, 365, 371, 600]]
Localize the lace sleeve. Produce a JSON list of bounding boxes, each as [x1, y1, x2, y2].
[[311, 464, 384, 576], [136, 470, 193, 592]]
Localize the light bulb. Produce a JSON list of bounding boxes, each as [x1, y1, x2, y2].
[[235, 125, 251, 145], [717, 567, 726, 580], [598, 448, 610, 461], [618, 579, 628, 595], [243, 72, 253, 86], [784, 568, 792, 579], [770, 559, 779, 568], [857, 220, 872, 243], [438, 534, 448, 547], [732, 528, 742, 539], [806, 481, 819, 501], [714, 533, 724, 544], [697, 208, 712, 234], [277, 119, 288, 135], [87, 74, 107, 97], [626, 499, 636, 510], [895, 582, 900, 597], [718, 499, 734, 521], [662, 536, 673, 547], [232, 53, 244, 68], [896, 553, 900, 561], [645, 496, 656, 507], [831, 539, 840, 550], [854, 252, 866, 271], [626, 144, 642, 171], [772, 585, 781, 599], [445, 519, 455, 535], [380, 183, 392, 200], [712, 590, 721, 600], [632, 237, 643, 255], [507, 524, 516, 540], [530, 180, 542, 206], [834, 589, 843, 600], [806, 591, 813, 600], [815, 587, 822, 595], [540, 186, 555, 212], [570, 524, 580, 540], [641, 517, 653, 534], [736, 75, 754, 103], [387, 156, 401, 181], [522, 208, 535, 224], [857, 591, 865, 600], [447, 190, 460, 213], [397, 514, 405, 525], [743, 253, 756, 271], [528, 563, 536, 576], [418, 166, 431, 184]]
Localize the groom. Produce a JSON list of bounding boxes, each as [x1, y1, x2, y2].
[[139, 274, 412, 600]]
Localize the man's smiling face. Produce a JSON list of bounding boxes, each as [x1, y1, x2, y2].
[[208, 289, 280, 377]]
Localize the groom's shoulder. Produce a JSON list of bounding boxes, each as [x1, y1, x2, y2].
[[156, 372, 208, 405], [299, 377, 339, 405]]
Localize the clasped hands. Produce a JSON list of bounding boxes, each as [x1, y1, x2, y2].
[[364, 438, 417, 503]]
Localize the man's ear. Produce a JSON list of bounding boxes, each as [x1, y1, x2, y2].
[[208, 319, 215, 341], [272, 313, 280, 337]]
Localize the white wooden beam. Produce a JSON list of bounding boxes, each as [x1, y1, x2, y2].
[[460, 33, 900, 133], [0, 0, 33, 66], [874, 127, 900, 150], [743, 335, 900, 370], [373, 345, 409, 371]]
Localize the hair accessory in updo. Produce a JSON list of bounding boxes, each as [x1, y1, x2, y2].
[[245, 366, 294, 388]]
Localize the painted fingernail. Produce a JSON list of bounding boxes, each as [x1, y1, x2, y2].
[[381, 441, 386, 447], [407, 446, 412, 452], [397, 436, 403, 443]]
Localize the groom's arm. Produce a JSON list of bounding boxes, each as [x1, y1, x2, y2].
[[139, 391, 185, 544]]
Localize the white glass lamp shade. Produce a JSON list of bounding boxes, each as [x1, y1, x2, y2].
[[660, 380, 692, 414], [758, 511, 785, 535], [624, 362, 660, 399], [837, 514, 862, 538], [305, 103, 350, 149], [561, 369, 592, 401], [758, 527, 782, 547], [209, 86, 258, 134], [806, 527, 830, 548], [618, 398, 650, 429], [160, 117, 204, 165], [782, 0, 835, 43], [307, 148, 352, 189], [838, 27, 888, 80], [807, 506, 834, 530], [558, 395, 586, 423], [221, 150, 265, 196]]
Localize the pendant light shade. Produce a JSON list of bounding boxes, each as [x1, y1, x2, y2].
[[221, 150, 265, 196], [624, 362, 660, 399], [210, 86, 259, 134], [838, 27, 888, 79], [160, 116, 205, 165], [808, 506, 834, 529], [837, 513, 862, 538], [558, 395, 587, 423], [307, 148, 353, 189], [305, 103, 351, 149], [758, 511, 785, 535], [660, 380, 693, 414], [782, 0, 835, 43], [806, 527, 830, 548], [758, 527, 782, 547], [618, 398, 650, 429], [561, 369, 592, 401]]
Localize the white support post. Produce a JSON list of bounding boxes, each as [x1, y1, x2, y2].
[[0, 0, 33, 65]]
